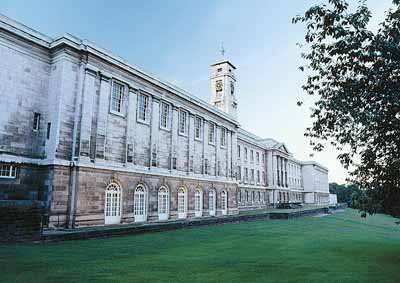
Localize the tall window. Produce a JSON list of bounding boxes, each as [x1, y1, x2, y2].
[[160, 102, 170, 129], [256, 152, 260, 164], [46, 122, 51, 140], [0, 164, 17, 178], [244, 148, 248, 161], [105, 183, 121, 225], [244, 168, 248, 182], [111, 81, 124, 113], [262, 171, 266, 185], [250, 150, 254, 162], [209, 189, 216, 216], [262, 153, 265, 164], [194, 189, 202, 217], [208, 122, 215, 143], [237, 145, 241, 159], [257, 170, 260, 184], [221, 191, 227, 215], [195, 117, 202, 139], [158, 187, 169, 220], [237, 166, 241, 181], [134, 185, 147, 222], [221, 127, 226, 147], [205, 159, 209, 175], [33, 112, 40, 131], [179, 110, 187, 134], [137, 94, 149, 121], [251, 169, 255, 183], [177, 188, 187, 218]]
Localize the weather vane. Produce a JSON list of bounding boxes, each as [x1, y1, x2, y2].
[[220, 42, 226, 57]]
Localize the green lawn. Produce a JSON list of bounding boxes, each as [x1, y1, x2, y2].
[[2, 209, 400, 283]]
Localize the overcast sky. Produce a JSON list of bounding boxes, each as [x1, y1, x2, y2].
[[1, 0, 393, 183]]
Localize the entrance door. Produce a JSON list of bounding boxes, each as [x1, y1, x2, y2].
[[105, 183, 122, 225]]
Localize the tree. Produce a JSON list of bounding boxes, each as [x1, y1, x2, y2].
[[329, 182, 361, 206], [294, 0, 400, 217]]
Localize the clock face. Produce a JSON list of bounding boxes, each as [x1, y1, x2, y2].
[[216, 80, 223, 92]]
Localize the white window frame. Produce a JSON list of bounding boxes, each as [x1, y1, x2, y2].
[[194, 189, 203, 217], [134, 185, 147, 222], [208, 122, 215, 144], [237, 145, 241, 159], [177, 187, 187, 219], [158, 186, 169, 221], [110, 81, 125, 115], [179, 109, 188, 135], [220, 127, 227, 148], [104, 183, 122, 225], [244, 148, 248, 161], [195, 116, 202, 140], [160, 102, 170, 130], [250, 150, 254, 162], [0, 164, 17, 179], [256, 152, 260, 164], [137, 93, 149, 123], [221, 190, 228, 215], [209, 189, 216, 216]]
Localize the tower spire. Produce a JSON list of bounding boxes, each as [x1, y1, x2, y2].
[[220, 43, 226, 58]]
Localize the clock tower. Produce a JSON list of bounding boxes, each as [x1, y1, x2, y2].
[[210, 60, 238, 120]]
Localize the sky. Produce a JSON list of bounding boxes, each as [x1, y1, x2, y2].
[[0, 0, 393, 183]]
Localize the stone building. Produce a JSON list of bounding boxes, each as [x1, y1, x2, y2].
[[0, 15, 330, 228]]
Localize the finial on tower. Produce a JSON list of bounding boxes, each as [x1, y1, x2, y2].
[[220, 42, 226, 57]]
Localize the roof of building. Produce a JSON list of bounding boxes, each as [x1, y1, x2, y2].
[[0, 14, 239, 127]]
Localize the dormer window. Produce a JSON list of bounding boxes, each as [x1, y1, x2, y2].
[[217, 68, 222, 72]]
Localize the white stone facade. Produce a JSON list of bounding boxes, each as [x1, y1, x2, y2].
[[0, 15, 330, 227]]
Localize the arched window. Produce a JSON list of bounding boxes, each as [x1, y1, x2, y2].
[[105, 183, 122, 225], [209, 189, 216, 216], [177, 187, 187, 219], [221, 190, 228, 215], [194, 189, 203, 217], [134, 185, 147, 222], [158, 186, 169, 221]]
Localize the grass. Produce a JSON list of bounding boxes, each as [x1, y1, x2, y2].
[[1, 209, 400, 283]]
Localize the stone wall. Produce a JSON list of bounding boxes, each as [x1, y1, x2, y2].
[[49, 165, 239, 227]]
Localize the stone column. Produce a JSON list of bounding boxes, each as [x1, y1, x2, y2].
[[150, 97, 160, 169], [95, 75, 111, 162], [188, 113, 195, 175], [78, 69, 97, 162], [126, 87, 137, 165]]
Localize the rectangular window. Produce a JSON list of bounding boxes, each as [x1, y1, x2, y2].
[[137, 94, 149, 122], [244, 147, 248, 161], [221, 127, 226, 147], [262, 171, 266, 185], [172, 157, 177, 170], [46, 122, 51, 140], [152, 152, 157, 167], [217, 161, 221, 176], [205, 159, 209, 174], [262, 153, 265, 164], [195, 117, 202, 139], [111, 81, 124, 113], [160, 102, 170, 129], [208, 122, 215, 144], [0, 164, 17, 178], [244, 168, 248, 182], [256, 152, 260, 164], [250, 150, 254, 162], [179, 110, 187, 134], [257, 170, 260, 184], [237, 166, 241, 181], [33, 112, 40, 131], [251, 169, 255, 183], [237, 145, 241, 159]]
